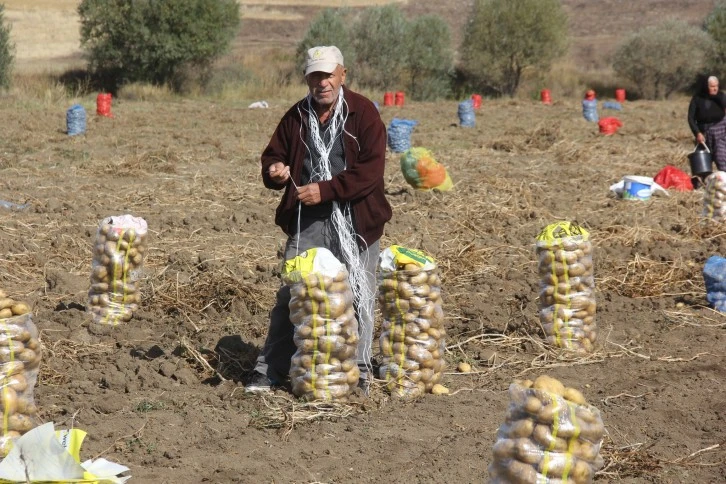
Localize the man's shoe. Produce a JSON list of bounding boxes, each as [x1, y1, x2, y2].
[[357, 376, 370, 396], [244, 372, 275, 394]]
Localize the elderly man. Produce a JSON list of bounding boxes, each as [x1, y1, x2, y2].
[[246, 46, 392, 394]]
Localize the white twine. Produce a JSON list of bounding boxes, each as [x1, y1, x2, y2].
[[296, 89, 375, 373]]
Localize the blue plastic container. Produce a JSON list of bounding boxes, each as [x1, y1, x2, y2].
[[582, 99, 598, 122], [66, 104, 87, 136], [622, 176, 652, 201], [458, 99, 476, 127], [703, 255, 726, 312], [388, 118, 418, 153]]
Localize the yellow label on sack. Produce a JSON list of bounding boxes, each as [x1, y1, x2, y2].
[[56, 428, 86, 463], [536, 221, 589, 243], [282, 248, 318, 282], [390, 245, 435, 268]]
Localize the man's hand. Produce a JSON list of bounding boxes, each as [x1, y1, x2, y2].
[[297, 183, 321, 205], [268, 162, 290, 184], [697, 133, 706, 145]]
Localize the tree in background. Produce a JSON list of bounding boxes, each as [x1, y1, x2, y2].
[[0, 4, 14, 89], [459, 0, 568, 97], [350, 5, 408, 91], [78, 0, 240, 93], [404, 15, 453, 101], [705, 1, 726, 81], [298, 6, 453, 100], [295, 8, 355, 80], [612, 19, 713, 100]]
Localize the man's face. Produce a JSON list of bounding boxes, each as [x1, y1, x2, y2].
[[306, 65, 346, 107], [708, 80, 719, 96]]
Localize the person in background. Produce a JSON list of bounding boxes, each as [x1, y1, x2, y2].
[[688, 75, 726, 172], [245, 45, 392, 394]]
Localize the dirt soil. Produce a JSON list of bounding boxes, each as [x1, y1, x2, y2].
[[1, 1, 725, 483], [1, 89, 725, 483]]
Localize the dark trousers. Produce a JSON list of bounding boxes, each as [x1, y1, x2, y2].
[[706, 117, 726, 171]]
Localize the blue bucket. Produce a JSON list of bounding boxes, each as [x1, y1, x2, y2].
[[623, 176, 652, 201]]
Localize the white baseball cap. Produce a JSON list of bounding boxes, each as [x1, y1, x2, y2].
[[304, 46, 344, 76]]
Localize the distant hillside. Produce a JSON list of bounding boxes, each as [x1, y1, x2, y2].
[[5, 0, 719, 73]]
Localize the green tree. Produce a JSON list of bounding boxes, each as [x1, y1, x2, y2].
[[704, 1, 726, 81], [459, 0, 568, 97], [295, 8, 355, 80], [612, 18, 713, 99], [78, 0, 240, 92], [351, 4, 408, 91], [404, 15, 453, 101], [0, 4, 14, 90]]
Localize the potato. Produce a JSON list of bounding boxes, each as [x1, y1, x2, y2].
[[570, 459, 594, 484], [563, 387, 587, 405], [492, 438, 516, 460], [577, 420, 606, 442], [502, 459, 538, 484], [524, 395, 543, 414], [7, 413, 33, 432], [17, 349, 40, 368], [573, 440, 599, 462], [346, 367, 360, 385], [9, 302, 30, 316], [537, 452, 575, 478], [0, 361, 25, 377], [396, 282, 414, 299], [410, 272, 428, 285], [431, 384, 449, 395], [533, 375, 565, 396], [308, 287, 327, 303], [505, 418, 535, 438], [6, 373, 28, 392], [532, 424, 568, 452], [513, 437, 543, 465], [417, 302, 435, 319], [408, 296, 426, 309], [0, 386, 18, 415], [0, 308, 12, 319]]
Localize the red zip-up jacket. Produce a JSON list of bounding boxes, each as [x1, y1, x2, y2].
[[261, 86, 392, 247]]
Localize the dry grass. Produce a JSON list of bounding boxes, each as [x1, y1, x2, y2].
[[0, 73, 723, 479]]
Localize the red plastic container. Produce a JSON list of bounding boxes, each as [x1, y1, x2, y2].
[[471, 94, 482, 109], [598, 117, 623, 135], [383, 92, 394, 106], [395, 91, 405, 106], [96, 93, 113, 117], [615, 88, 626, 103], [540, 89, 552, 105]]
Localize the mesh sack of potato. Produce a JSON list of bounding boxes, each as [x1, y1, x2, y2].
[[284, 248, 360, 401], [536, 222, 596, 353], [87, 215, 148, 328], [702, 171, 726, 222], [488, 375, 605, 484], [0, 293, 41, 457], [378, 245, 446, 399]]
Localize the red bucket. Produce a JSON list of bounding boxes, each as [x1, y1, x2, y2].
[[383, 92, 393, 106], [615, 88, 626, 103], [540, 89, 552, 105], [395, 91, 405, 106], [471, 94, 482, 109], [96, 93, 113, 117]]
